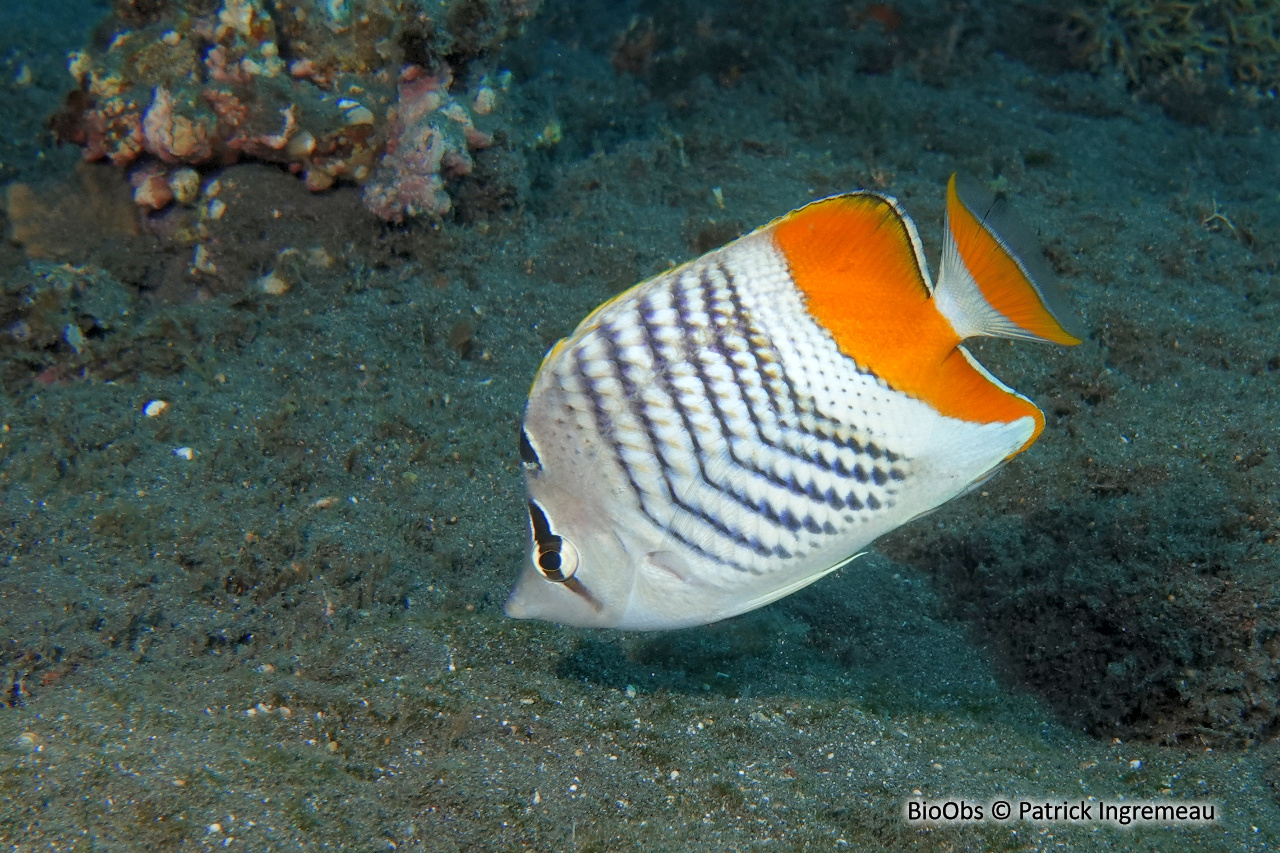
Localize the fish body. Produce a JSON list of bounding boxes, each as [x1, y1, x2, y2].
[[507, 175, 1081, 630]]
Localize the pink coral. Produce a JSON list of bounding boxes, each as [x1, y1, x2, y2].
[[130, 162, 173, 210], [361, 66, 492, 223], [83, 108, 143, 167], [143, 87, 215, 163], [56, 1, 526, 219]]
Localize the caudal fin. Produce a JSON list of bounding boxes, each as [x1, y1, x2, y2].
[[935, 173, 1084, 345]]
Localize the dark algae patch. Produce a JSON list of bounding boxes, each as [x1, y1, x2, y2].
[[1, 0, 1279, 849]]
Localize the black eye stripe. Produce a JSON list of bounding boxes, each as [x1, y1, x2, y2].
[[528, 500, 566, 581], [519, 427, 541, 467], [528, 500, 558, 548]]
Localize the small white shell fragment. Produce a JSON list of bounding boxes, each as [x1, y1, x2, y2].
[[133, 174, 173, 210], [144, 400, 169, 417], [343, 105, 375, 125], [68, 51, 90, 84], [168, 168, 200, 205], [192, 244, 217, 274], [338, 98, 375, 125], [287, 130, 316, 158], [306, 247, 334, 269], [258, 271, 291, 295], [174, 446, 195, 460], [63, 323, 87, 354], [205, 198, 227, 220], [472, 86, 497, 115], [1129, 759, 1142, 770]]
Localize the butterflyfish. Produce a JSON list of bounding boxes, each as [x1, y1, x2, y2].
[[506, 174, 1083, 630]]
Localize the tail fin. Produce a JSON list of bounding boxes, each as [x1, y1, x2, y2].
[[935, 173, 1084, 345]]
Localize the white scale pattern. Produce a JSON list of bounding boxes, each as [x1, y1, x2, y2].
[[551, 233, 913, 575]]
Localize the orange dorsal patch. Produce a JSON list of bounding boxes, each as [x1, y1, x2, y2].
[[945, 176, 1082, 345], [769, 193, 1043, 441]]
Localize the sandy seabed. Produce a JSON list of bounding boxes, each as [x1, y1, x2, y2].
[[1, 0, 1278, 850]]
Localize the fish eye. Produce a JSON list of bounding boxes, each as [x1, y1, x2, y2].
[[536, 537, 579, 582], [527, 500, 578, 582]]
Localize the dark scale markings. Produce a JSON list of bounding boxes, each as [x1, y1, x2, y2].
[[607, 294, 797, 569], [631, 281, 798, 562], [569, 258, 911, 573], [711, 264, 895, 478], [574, 331, 764, 573], [675, 274, 831, 508], [701, 263, 901, 513]]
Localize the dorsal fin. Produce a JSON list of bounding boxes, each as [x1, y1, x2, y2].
[[770, 191, 943, 372], [936, 173, 1084, 345]]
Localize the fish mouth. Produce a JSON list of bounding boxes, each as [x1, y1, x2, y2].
[[502, 564, 607, 627], [502, 588, 532, 619]]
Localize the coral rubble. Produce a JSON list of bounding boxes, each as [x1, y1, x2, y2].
[[362, 65, 501, 222], [54, 0, 537, 221]]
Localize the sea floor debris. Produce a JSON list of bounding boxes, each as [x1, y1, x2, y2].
[[53, 0, 535, 221]]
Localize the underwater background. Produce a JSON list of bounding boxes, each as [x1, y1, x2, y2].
[[1, 0, 1279, 849]]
